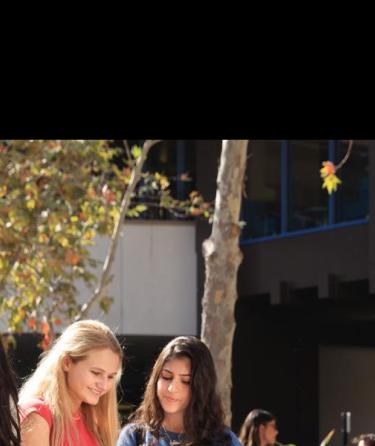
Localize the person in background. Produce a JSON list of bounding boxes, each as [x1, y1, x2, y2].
[[117, 336, 242, 446], [0, 336, 21, 446], [357, 434, 375, 446], [238, 409, 278, 446], [19, 319, 123, 446]]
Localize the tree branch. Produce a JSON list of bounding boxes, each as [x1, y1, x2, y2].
[[75, 140, 161, 320], [335, 140, 353, 171]]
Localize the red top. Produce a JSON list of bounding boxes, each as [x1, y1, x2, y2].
[[20, 397, 100, 446]]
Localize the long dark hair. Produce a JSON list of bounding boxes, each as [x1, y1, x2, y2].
[[238, 409, 275, 446], [131, 336, 229, 446], [0, 337, 21, 446]]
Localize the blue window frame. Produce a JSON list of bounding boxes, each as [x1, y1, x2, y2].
[[132, 140, 196, 220], [240, 140, 369, 245]]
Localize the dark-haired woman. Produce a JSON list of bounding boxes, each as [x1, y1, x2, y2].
[[238, 409, 278, 446], [117, 336, 242, 446], [0, 337, 21, 446]]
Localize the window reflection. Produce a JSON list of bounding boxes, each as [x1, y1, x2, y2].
[[288, 141, 329, 231], [241, 141, 281, 239], [335, 141, 369, 222]]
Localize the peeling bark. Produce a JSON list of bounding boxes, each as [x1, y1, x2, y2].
[[201, 140, 248, 425]]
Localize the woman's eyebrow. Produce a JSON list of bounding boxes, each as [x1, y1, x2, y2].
[[162, 368, 191, 376], [91, 366, 118, 375]]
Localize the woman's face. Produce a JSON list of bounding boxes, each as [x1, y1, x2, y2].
[[63, 348, 120, 412], [156, 356, 192, 419], [259, 420, 278, 446]]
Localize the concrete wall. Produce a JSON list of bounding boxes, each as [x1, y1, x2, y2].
[[238, 223, 368, 303], [81, 221, 198, 336]]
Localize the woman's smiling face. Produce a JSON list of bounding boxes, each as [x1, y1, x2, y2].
[[63, 348, 120, 412]]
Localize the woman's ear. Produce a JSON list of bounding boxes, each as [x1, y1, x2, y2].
[[258, 424, 265, 442], [62, 355, 72, 372]]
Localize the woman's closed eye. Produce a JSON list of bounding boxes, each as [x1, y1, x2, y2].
[[92, 370, 116, 380], [161, 374, 172, 381], [161, 374, 190, 385]]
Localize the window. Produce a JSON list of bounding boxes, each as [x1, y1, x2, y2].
[[288, 141, 329, 231], [241, 140, 369, 243], [334, 141, 369, 223], [133, 140, 196, 220], [241, 141, 281, 239]]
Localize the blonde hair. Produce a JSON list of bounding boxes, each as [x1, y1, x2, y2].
[[19, 320, 123, 446]]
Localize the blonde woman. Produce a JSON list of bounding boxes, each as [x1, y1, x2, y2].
[[19, 320, 123, 446]]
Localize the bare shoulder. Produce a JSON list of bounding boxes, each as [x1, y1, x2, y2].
[[21, 412, 50, 446]]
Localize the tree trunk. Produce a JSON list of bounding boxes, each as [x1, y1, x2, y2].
[[201, 140, 248, 426]]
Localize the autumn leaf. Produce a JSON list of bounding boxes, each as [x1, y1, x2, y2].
[[320, 161, 342, 194], [190, 207, 203, 216], [65, 249, 80, 265], [83, 228, 96, 240], [40, 320, 50, 335], [322, 174, 342, 194], [320, 161, 336, 177], [27, 317, 37, 330], [131, 145, 142, 159], [39, 334, 50, 351], [26, 198, 36, 209], [38, 233, 49, 244], [159, 175, 170, 190], [0, 185, 7, 198]]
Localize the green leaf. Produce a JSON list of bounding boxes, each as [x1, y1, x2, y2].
[[99, 296, 114, 313], [131, 145, 142, 159]]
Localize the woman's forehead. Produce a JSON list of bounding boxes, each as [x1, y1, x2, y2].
[[162, 356, 191, 373]]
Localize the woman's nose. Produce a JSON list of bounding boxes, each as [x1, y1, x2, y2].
[[97, 376, 108, 391], [167, 380, 177, 392]]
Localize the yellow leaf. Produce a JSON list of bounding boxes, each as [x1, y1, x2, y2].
[[26, 199, 36, 209], [322, 174, 341, 194], [57, 235, 69, 247], [160, 176, 170, 190], [83, 229, 96, 240], [0, 185, 7, 198], [38, 233, 49, 244], [70, 216, 79, 223], [131, 145, 142, 159]]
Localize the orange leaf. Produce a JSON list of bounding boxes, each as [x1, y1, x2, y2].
[[190, 207, 203, 216], [320, 161, 336, 177], [40, 321, 50, 336], [65, 249, 80, 266], [27, 317, 37, 330]]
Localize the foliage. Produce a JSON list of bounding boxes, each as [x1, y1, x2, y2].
[[320, 140, 353, 194], [320, 161, 341, 194], [0, 140, 213, 347], [320, 428, 335, 446]]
